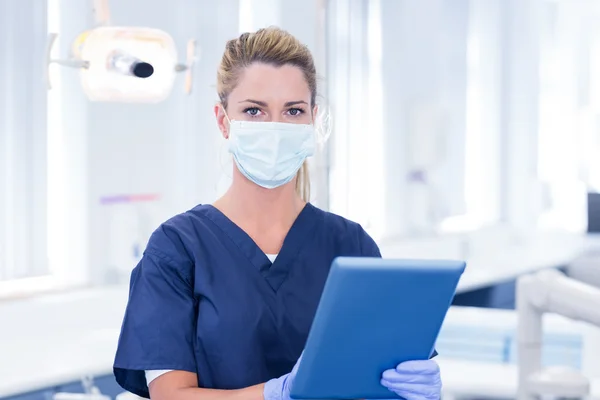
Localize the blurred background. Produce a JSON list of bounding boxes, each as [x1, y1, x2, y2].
[[3, 0, 600, 399]]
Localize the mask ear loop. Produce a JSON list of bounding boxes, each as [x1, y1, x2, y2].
[[214, 139, 233, 196], [314, 103, 332, 150], [221, 104, 233, 139], [214, 103, 234, 195]]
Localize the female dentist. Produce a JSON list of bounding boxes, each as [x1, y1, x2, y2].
[[113, 26, 441, 400]]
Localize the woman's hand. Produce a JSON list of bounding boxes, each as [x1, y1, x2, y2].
[[263, 353, 303, 400], [380, 359, 442, 400]]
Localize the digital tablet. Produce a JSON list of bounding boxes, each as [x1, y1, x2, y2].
[[290, 257, 466, 399]]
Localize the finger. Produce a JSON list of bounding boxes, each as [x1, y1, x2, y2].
[[381, 369, 438, 384], [381, 376, 440, 391], [291, 354, 303, 373], [396, 360, 440, 374], [394, 392, 432, 400], [381, 381, 441, 400], [382, 381, 440, 393], [395, 391, 437, 400]]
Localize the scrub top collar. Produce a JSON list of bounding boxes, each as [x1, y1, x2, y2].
[[203, 202, 321, 291]]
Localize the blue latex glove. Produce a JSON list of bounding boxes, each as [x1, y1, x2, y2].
[[380, 360, 442, 400], [263, 353, 302, 400]]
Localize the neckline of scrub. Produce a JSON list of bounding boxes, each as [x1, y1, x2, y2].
[[201, 202, 321, 292]]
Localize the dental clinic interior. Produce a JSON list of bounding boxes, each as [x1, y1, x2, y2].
[[3, 0, 600, 399]]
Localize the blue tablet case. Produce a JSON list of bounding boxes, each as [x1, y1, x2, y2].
[[290, 257, 466, 399]]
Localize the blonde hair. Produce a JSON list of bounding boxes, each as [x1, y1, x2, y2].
[[217, 26, 317, 202]]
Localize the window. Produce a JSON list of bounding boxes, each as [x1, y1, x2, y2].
[[327, 0, 386, 239], [440, 0, 503, 233], [329, 0, 491, 239], [0, 1, 49, 289], [46, 0, 70, 287], [536, 0, 594, 233]]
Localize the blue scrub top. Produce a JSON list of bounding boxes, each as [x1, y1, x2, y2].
[[113, 203, 381, 398]]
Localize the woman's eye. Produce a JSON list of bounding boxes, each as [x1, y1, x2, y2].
[[288, 108, 304, 116], [244, 107, 261, 116]]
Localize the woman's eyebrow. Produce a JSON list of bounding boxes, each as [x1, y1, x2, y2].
[[284, 100, 308, 107], [239, 99, 268, 107], [238, 99, 308, 107]]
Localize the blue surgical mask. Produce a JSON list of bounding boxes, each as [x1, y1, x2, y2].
[[226, 118, 316, 189]]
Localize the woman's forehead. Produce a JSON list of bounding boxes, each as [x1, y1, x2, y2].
[[229, 63, 311, 104]]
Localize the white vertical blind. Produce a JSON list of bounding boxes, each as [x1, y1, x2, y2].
[[327, 0, 472, 238], [440, 0, 504, 232], [536, 0, 595, 232], [0, 0, 48, 281], [500, 0, 543, 231], [327, 0, 384, 235]]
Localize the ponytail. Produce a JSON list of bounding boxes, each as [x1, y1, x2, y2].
[[295, 161, 310, 202]]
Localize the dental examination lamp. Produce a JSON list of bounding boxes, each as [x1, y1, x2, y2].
[[45, 0, 197, 103], [517, 269, 600, 400]]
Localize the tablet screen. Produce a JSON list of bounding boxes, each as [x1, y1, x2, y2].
[[290, 257, 465, 399]]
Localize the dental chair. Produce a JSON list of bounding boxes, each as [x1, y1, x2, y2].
[[517, 269, 600, 400], [567, 253, 600, 290]]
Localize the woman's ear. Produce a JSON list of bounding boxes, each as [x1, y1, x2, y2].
[[214, 103, 229, 139], [312, 105, 319, 121]]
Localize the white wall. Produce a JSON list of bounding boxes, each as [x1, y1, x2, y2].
[[327, 0, 599, 239], [326, 0, 471, 239], [47, 0, 600, 287], [52, 0, 324, 285], [380, 0, 469, 238], [50, 0, 241, 284]]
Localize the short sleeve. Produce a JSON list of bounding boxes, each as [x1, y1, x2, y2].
[[113, 229, 197, 398], [358, 225, 382, 257]]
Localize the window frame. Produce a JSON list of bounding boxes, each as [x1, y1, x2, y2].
[[0, 0, 49, 288]]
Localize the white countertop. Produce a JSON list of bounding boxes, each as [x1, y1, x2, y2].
[[3, 231, 600, 397], [381, 232, 600, 293], [0, 286, 128, 398]]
